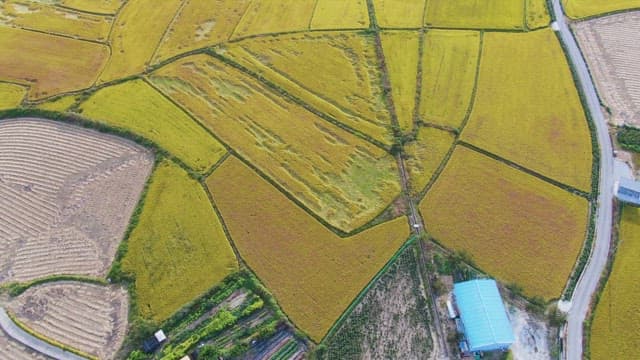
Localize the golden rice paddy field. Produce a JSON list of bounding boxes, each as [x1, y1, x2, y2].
[[0, 82, 25, 110], [589, 206, 640, 359], [220, 31, 392, 145], [230, 0, 316, 39], [0, 26, 108, 99], [380, 31, 420, 132], [59, 0, 124, 14], [527, 0, 552, 29], [420, 147, 589, 299], [419, 30, 480, 129], [404, 127, 455, 194], [34, 94, 77, 112], [0, 0, 112, 42], [122, 161, 238, 322], [78, 79, 227, 172], [425, 0, 525, 29], [207, 156, 409, 342], [563, 0, 640, 19], [372, 0, 426, 28], [150, 54, 400, 233], [462, 29, 593, 192], [310, 0, 369, 30]]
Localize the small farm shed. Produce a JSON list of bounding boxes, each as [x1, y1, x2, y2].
[[453, 279, 514, 353], [615, 178, 640, 205]]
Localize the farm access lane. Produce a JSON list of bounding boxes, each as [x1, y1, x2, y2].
[[0, 307, 87, 360], [550, 1, 615, 359]]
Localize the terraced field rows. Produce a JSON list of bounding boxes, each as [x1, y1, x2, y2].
[[7, 282, 129, 359], [0, 327, 51, 360]]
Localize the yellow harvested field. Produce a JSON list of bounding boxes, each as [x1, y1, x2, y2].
[[0, 82, 26, 110], [527, 0, 551, 29], [404, 127, 455, 194], [0, 1, 112, 42], [590, 206, 640, 359], [79, 80, 226, 172], [563, 0, 640, 19], [0, 27, 108, 99], [231, 0, 316, 39], [380, 31, 420, 132], [462, 29, 593, 192], [221, 32, 392, 144], [310, 0, 369, 30], [207, 156, 410, 342], [421, 147, 589, 299], [35, 94, 77, 112], [153, 0, 251, 64], [425, 0, 525, 30], [372, 0, 426, 28], [60, 0, 124, 14], [420, 30, 480, 129], [98, 0, 182, 83], [151, 55, 401, 233], [122, 161, 238, 322]]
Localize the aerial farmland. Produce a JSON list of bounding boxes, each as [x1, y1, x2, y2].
[[0, 0, 638, 359]]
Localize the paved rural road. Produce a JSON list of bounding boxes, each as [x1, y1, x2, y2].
[[0, 307, 87, 360], [549, 1, 615, 359]]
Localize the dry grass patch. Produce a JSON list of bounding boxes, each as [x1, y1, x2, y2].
[[419, 30, 480, 129], [150, 55, 401, 233], [0, 27, 108, 99], [404, 127, 455, 194], [462, 29, 593, 192], [207, 156, 410, 342], [425, 0, 525, 29], [221, 32, 392, 145], [310, 0, 369, 30], [230, 0, 316, 39], [420, 147, 589, 299], [122, 161, 237, 322], [79, 79, 226, 172], [372, 0, 426, 28], [0, 82, 26, 110], [563, 0, 640, 19]]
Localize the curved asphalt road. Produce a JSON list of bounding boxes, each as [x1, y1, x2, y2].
[[549, 1, 615, 359]]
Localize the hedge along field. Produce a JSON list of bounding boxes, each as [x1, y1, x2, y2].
[[372, 0, 426, 28], [78, 79, 226, 172], [150, 55, 401, 233], [0, 27, 108, 99], [404, 127, 455, 194], [207, 156, 410, 342], [122, 161, 238, 322], [380, 31, 420, 132], [98, 0, 182, 83], [0, 82, 25, 110], [589, 206, 640, 359], [230, 0, 317, 40], [563, 0, 640, 19], [310, 0, 369, 30], [0, 0, 112, 42], [152, 0, 251, 64], [59, 0, 124, 14], [462, 29, 593, 192], [425, 0, 525, 30], [221, 32, 393, 145], [527, 0, 552, 30], [419, 30, 480, 129], [420, 147, 589, 299]]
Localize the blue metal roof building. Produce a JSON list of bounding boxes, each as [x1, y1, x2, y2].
[[616, 178, 640, 205], [453, 279, 515, 352]]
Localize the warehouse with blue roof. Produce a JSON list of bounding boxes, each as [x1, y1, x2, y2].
[[615, 177, 640, 205], [453, 279, 515, 353]]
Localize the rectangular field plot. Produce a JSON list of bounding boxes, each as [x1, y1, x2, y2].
[[152, 0, 251, 64], [122, 161, 238, 322], [0, 0, 112, 42], [231, 0, 316, 39], [59, 0, 124, 14], [372, 0, 426, 28], [420, 147, 589, 299], [98, 0, 182, 82], [221, 32, 393, 145], [78, 79, 226, 172], [0, 27, 108, 99], [589, 206, 640, 359], [404, 127, 455, 194], [310, 0, 369, 30], [419, 30, 480, 129], [563, 0, 640, 19], [462, 29, 593, 192], [0, 82, 25, 110], [527, 0, 551, 29], [425, 0, 525, 30], [150, 54, 401, 233], [207, 157, 410, 342]]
